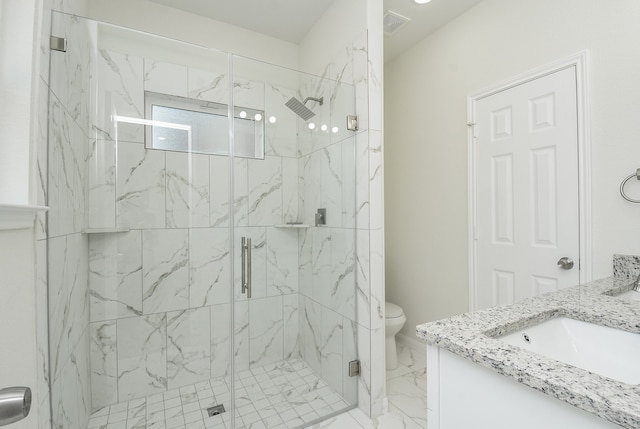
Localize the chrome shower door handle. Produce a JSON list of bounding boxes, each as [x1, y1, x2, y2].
[[241, 237, 252, 298], [557, 257, 574, 270]]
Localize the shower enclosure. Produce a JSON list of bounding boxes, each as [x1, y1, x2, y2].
[[47, 12, 358, 429]]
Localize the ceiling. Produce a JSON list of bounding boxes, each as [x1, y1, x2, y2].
[[148, 0, 484, 62]]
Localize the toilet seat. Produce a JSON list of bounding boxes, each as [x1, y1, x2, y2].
[[385, 302, 404, 319]]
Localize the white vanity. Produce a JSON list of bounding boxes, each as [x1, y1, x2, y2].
[[417, 277, 640, 429]]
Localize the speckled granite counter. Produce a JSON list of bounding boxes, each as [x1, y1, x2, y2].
[[416, 277, 640, 429]]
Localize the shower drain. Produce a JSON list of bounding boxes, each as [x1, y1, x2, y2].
[[207, 404, 226, 417]]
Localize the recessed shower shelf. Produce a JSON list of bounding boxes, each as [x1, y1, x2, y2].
[[82, 227, 131, 234], [275, 223, 310, 229]]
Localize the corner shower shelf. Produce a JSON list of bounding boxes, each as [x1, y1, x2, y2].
[[275, 223, 310, 229], [82, 227, 131, 234]]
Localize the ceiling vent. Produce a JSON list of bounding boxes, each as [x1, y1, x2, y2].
[[384, 10, 411, 36]]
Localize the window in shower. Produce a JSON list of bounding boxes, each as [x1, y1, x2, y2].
[[144, 91, 265, 159]]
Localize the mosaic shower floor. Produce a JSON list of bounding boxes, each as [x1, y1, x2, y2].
[[87, 359, 351, 429]]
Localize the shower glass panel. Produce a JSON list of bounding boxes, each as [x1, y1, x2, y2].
[[47, 11, 357, 429], [231, 55, 358, 428]]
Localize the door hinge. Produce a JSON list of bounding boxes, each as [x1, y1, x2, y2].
[[348, 360, 360, 377], [50, 36, 67, 52]]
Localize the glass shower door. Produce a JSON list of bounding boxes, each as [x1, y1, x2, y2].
[[230, 55, 359, 428]]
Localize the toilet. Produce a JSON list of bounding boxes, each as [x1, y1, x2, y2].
[[385, 301, 406, 370]]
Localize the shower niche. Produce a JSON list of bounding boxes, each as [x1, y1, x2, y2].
[[47, 11, 360, 429]]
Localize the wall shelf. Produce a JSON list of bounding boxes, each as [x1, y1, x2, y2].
[[82, 227, 131, 234], [275, 224, 310, 229]]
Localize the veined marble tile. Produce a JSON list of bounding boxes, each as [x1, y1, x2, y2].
[[368, 131, 383, 230], [298, 228, 313, 298], [249, 296, 284, 368], [234, 300, 250, 373], [283, 294, 300, 360], [366, 29, 383, 132], [357, 325, 372, 417], [233, 77, 265, 110], [87, 139, 116, 228], [369, 229, 384, 330], [166, 152, 210, 228], [266, 227, 298, 296], [189, 227, 231, 307], [142, 229, 189, 314], [322, 145, 343, 228], [209, 155, 231, 227], [90, 321, 118, 409], [356, 229, 371, 329], [234, 227, 267, 300], [188, 67, 228, 104], [352, 33, 369, 134], [264, 83, 298, 157], [95, 49, 144, 143], [233, 158, 249, 227], [210, 303, 231, 378], [385, 376, 427, 427], [282, 157, 299, 223], [300, 151, 321, 225], [302, 297, 322, 375], [117, 314, 167, 401], [320, 308, 343, 397], [35, 241, 49, 402], [312, 228, 332, 307], [116, 142, 166, 229], [167, 308, 211, 389], [355, 132, 370, 230], [248, 156, 283, 226], [342, 318, 358, 405], [370, 326, 385, 418], [89, 231, 142, 321], [144, 60, 188, 97], [330, 229, 356, 321], [341, 137, 357, 228], [36, 78, 48, 240]]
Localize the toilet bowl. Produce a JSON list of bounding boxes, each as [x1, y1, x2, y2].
[[385, 302, 406, 370]]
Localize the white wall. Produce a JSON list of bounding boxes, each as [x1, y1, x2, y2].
[[385, 0, 640, 336], [86, 0, 299, 70]]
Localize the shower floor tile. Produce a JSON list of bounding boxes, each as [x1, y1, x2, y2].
[[87, 359, 351, 429]]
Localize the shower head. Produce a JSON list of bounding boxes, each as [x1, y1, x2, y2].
[[285, 96, 324, 121]]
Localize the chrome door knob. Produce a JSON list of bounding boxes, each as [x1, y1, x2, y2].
[[557, 257, 574, 270]]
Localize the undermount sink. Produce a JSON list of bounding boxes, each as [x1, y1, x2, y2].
[[497, 317, 640, 384], [615, 290, 640, 302]]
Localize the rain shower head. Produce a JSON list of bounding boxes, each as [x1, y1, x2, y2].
[[285, 96, 324, 121]]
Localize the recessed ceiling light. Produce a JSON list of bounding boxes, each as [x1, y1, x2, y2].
[[413, 0, 432, 4]]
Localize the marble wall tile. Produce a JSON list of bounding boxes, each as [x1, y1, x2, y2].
[[116, 142, 166, 229], [264, 84, 297, 157], [144, 59, 188, 97], [368, 131, 383, 230], [298, 228, 313, 298], [282, 157, 299, 223], [321, 307, 344, 396], [283, 294, 300, 359], [188, 67, 228, 104], [266, 227, 298, 296], [234, 300, 250, 373], [87, 139, 116, 228], [330, 229, 356, 321], [248, 156, 282, 226], [36, 78, 49, 240], [233, 78, 265, 109], [342, 318, 358, 405], [117, 314, 167, 401], [90, 321, 118, 409], [89, 231, 142, 321], [211, 303, 231, 378], [341, 137, 357, 228], [322, 144, 343, 228], [300, 151, 321, 225], [352, 33, 369, 134], [249, 296, 284, 368], [356, 230, 371, 329], [35, 241, 50, 407], [370, 326, 385, 417], [369, 229, 384, 330], [355, 132, 370, 230], [233, 158, 249, 226], [356, 325, 372, 417], [167, 308, 211, 389], [209, 155, 231, 227], [302, 296, 322, 375], [189, 227, 231, 307], [95, 49, 144, 143], [312, 228, 332, 306], [142, 229, 189, 314], [366, 29, 383, 132], [166, 152, 210, 228]]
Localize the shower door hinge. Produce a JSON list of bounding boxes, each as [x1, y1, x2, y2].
[[50, 36, 67, 52], [347, 115, 359, 131], [348, 360, 361, 377]]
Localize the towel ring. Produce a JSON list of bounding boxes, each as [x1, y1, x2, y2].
[[620, 168, 640, 203]]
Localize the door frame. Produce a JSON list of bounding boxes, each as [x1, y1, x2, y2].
[[467, 51, 592, 311]]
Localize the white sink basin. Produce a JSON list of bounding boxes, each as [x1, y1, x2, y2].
[[616, 290, 640, 302], [498, 317, 640, 384]]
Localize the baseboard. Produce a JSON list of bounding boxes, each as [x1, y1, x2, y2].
[[396, 332, 426, 355]]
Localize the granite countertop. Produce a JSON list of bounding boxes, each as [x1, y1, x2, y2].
[[416, 277, 640, 429]]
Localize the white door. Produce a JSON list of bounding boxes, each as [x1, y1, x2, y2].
[[473, 67, 580, 310]]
